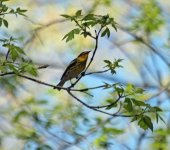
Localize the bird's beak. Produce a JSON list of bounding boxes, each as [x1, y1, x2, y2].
[[86, 51, 91, 53]]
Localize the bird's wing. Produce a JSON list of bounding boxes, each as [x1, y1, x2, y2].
[[60, 58, 77, 80]]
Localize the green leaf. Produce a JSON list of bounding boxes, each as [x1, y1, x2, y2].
[[0, 65, 7, 72], [16, 7, 27, 13], [144, 115, 153, 131], [101, 27, 110, 38], [112, 23, 117, 32], [83, 21, 97, 27], [61, 14, 70, 18], [106, 99, 112, 103], [20, 63, 38, 76], [7, 63, 18, 73], [124, 98, 133, 112], [104, 60, 111, 64], [135, 88, 145, 94], [83, 14, 95, 21], [75, 10, 82, 16], [115, 87, 124, 95], [1, 0, 10, 3], [15, 46, 25, 54], [131, 116, 138, 122], [3, 19, 8, 28], [25, 64, 38, 76], [10, 48, 19, 61], [131, 99, 146, 106], [156, 112, 159, 123], [125, 84, 135, 92], [2, 5, 8, 12], [94, 135, 108, 148], [9, 9, 14, 13], [138, 115, 153, 131], [0, 18, 2, 27], [10, 46, 22, 61], [153, 106, 162, 112], [62, 28, 80, 42], [62, 31, 74, 42], [100, 14, 109, 26], [73, 28, 81, 34], [138, 118, 148, 130]]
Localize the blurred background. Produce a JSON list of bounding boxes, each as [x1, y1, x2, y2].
[[0, 0, 170, 150]]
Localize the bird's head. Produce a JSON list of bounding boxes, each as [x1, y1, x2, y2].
[[77, 51, 90, 62]]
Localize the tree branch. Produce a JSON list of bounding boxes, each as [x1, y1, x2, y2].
[[67, 90, 142, 118], [1, 67, 167, 119]]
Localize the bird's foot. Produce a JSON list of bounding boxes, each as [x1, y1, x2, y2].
[[81, 71, 85, 76]]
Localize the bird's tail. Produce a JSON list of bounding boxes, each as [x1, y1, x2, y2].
[[54, 80, 65, 90]]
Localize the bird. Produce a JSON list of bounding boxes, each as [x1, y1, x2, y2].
[[54, 51, 90, 90]]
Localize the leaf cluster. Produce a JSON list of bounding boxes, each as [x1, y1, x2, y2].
[[61, 10, 117, 42], [125, 98, 163, 131], [0, 37, 38, 76], [104, 59, 123, 75], [103, 83, 164, 131], [132, 0, 164, 33], [0, 0, 27, 28], [123, 84, 164, 131]]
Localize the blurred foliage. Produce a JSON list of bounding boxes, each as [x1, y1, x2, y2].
[[132, 0, 164, 34], [151, 128, 170, 150], [0, 0, 170, 150]]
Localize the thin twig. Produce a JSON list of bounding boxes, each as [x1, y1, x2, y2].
[[90, 93, 123, 109], [77, 85, 106, 92], [5, 50, 10, 60], [85, 69, 109, 76], [0, 70, 107, 91]]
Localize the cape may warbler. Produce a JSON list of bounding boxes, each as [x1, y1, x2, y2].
[[55, 51, 90, 90]]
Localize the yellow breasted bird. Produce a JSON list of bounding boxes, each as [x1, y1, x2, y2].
[[54, 51, 90, 90]]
